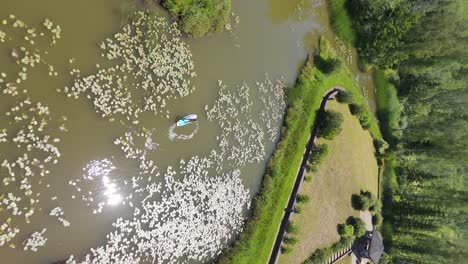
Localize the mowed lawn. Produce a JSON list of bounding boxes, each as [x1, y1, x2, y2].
[[278, 100, 378, 264]]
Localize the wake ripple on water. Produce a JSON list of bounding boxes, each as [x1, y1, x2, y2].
[[168, 122, 199, 141]]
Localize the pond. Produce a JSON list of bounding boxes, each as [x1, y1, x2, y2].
[[0, 0, 375, 263]]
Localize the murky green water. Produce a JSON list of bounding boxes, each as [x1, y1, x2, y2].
[[0, 0, 375, 263]]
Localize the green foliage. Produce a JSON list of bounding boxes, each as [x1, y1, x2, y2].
[[286, 221, 299, 235], [162, 0, 231, 37], [328, 0, 355, 45], [315, 56, 341, 75], [348, 0, 419, 67], [304, 175, 313, 183], [349, 103, 363, 116], [297, 194, 311, 204], [375, 70, 402, 147], [347, 216, 366, 237], [317, 110, 343, 140], [355, 0, 468, 261], [338, 223, 355, 238], [335, 90, 354, 104], [373, 138, 389, 157], [283, 235, 299, 245], [351, 190, 379, 211], [219, 39, 383, 264], [307, 143, 329, 171], [280, 245, 293, 255], [303, 237, 352, 264], [372, 213, 383, 227]]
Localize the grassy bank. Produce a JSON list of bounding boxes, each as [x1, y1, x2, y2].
[[374, 70, 401, 253], [278, 101, 378, 264], [374, 70, 401, 147], [328, 0, 355, 45], [161, 0, 230, 37], [219, 38, 381, 264]]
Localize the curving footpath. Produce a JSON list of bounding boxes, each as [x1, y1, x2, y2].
[[268, 87, 342, 264]]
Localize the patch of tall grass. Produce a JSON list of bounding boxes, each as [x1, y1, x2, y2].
[[328, 0, 355, 45], [374, 70, 401, 147]]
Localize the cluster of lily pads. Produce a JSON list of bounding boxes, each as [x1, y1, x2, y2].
[[0, 14, 61, 97], [63, 11, 196, 125], [66, 155, 250, 264], [205, 77, 285, 168], [49, 207, 70, 227], [0, 99, 66, 247], [22, 228, 47, 252]]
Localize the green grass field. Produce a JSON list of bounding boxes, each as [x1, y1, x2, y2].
[[278, 101, 379, 264], [328, 0, 355, 45], [219, 38, 381, 264]]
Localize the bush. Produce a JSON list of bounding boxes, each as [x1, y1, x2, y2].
[[304, 175, 313, 182], [281, 245, 293, 255], [315, 56, 342, 74], [369, 199, 382, 213], [286, 221, 299, 235], [283, 235, 299, 245], [372, 213, 383, 227], [349, 103, 363, 116], [317, 110, 343, 140], [308, 144, 329, 164], [162, 0, 231, 37], [373, 138, 389, 157], [347, 216, 366, 237], [351, 190, 380, 212], [306, 248, 332, 264], [307, 144, 329, 171], [336, 90, 354, 104], [297, 194, 311, 204], [338, 223, 355, 238]]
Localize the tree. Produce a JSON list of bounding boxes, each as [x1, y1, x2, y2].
[[349, 103, 363, 116], [297, 194, 311, 204], [317, 110, 343, 140], [338, 223, 355, 238], [286, 221, 299, 235], [347, 216, 366, 237], [372, 213, 383, 227], [283, 235, 299, 245], [336, 90, 354, 104]]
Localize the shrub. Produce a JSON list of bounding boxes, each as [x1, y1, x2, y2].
[[317, 110, 343, 140], [315, 56, 342, 74], [283, 235, 299, 245], [308, 144, 329, 164], [306, 163, 317, 173], [281, 245, 293, 255], [304, 175, 313, 182], [286, 221, 299, 235], [351, 190, 380, 212], [338, 223, 355, 238], [294, 205, 303, 214], [369, 199, 382, 213], [336, 90, 354, 104], [162, 0, 231, 37], [373, 138, 389, 157], [297, 194, 311, 204], [347, 216, 366, 237], [372, 213, 383, 227], [349, 103, 363, 116], [306, 248, 331, 264]]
